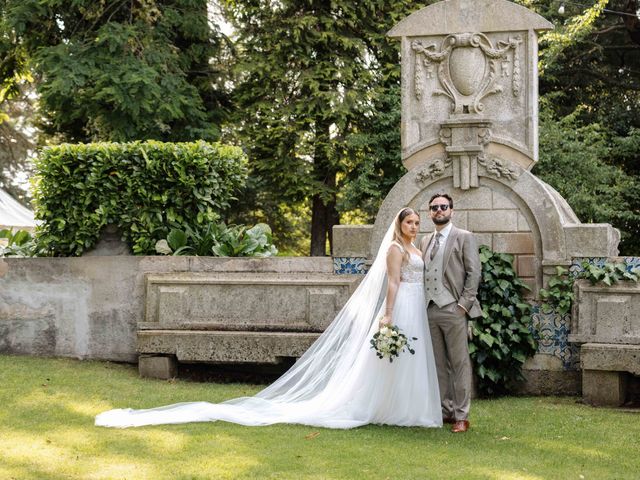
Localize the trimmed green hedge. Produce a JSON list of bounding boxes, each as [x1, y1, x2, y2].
[[32, 141, 247, 256]]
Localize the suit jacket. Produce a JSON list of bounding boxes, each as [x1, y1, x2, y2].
[[419, 225, 482, 318]]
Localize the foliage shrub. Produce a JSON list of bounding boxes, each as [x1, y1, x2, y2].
[[473, 245, 537, 396], [155, 222, 277, 257], [32, 141, 247, 256], [540, 261, 640, 315], [0, 228, 39, 257], [534, 102, 640, 255]]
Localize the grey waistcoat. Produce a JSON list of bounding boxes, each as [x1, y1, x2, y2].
[[424, 241, 456, 307]]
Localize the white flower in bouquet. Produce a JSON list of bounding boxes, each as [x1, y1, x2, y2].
[[370, 321, 417, 363]]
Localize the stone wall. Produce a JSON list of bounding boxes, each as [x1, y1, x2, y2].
[[0, 256, 345, 363], [418, 186, 537, 293], [333, 221, 639, 395]]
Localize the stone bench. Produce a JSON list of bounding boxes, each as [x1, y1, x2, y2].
[[580, 343, 640, 406], [570, 279, 640, 406], [138, 271, 361, 379]]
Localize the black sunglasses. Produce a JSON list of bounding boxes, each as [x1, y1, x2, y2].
[[429, 204, 450, 212]]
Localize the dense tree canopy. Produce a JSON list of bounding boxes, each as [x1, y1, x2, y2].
[[525, 0, 640, 253], [1, 0, 639, 254], [220, 0, 428, 255], [0, 83, 34, 201], [0, 0, 229, 142]]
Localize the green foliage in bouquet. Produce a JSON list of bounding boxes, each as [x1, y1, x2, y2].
[[32, 141, 247, 256], [370, 324, 416, 363], [472, 245, 537, 396], [0, 228, 41, 257], [155, 222, 277, 257]]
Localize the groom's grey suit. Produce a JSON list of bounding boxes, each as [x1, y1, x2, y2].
[[420, 224, 481, 422]]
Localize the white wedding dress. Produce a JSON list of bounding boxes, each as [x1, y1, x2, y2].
[[95, 222, 442, 429]]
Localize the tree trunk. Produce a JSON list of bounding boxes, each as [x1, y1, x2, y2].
[[327, 186, 339, 255], [310, 194, 329, 256], [309, 114, 338, 256]]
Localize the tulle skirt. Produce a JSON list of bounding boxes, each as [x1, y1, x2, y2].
[[95, 281, 441, 429]]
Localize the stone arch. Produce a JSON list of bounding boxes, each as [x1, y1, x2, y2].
[[364, 0, 619, 293], [370, 156, 618, 291]]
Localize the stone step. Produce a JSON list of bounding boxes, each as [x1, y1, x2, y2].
[[137, 329, 320, 365]]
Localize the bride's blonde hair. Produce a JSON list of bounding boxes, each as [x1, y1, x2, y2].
[[391, 207, 418, 264]]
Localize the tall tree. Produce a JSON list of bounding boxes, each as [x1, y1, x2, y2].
[[0, 83, 35, 202], [520, 0, 640, 253], [221, 0, 428, 255], [0, 0, 230, 142]]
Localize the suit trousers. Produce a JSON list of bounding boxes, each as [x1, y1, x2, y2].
[[427, 301, 472, 421]]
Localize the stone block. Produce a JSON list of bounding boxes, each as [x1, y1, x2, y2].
[[418, 217, 434, 233], [83, 225, 131, 256], [188, 256, 334, 274], [468, 210, 518, 232], [570, 281, 640, 344], [492, 191, 517, 209], [454, 187, 492, 210], [580, 343, 640, 375], [474, 233, 492, 249], [565, 224, 620, 257], [493, 232, 534, 254], [523, 352, 564, 371], [520, 277, 537, 297], [142, 272, 360, 332], [332, 225, 373, 258], [139, 355, 178, 379], [517, 212, 531, 232], [582, 369, 626, 407], [137, 330, 320, 364], [517, 255, 536, 278], [451, 211, 468, 230], [514, 369, 580, 396]]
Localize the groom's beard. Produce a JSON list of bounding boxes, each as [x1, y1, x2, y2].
[[433, 216, 451, 225]]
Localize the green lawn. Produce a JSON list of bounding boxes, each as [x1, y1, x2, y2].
[[1, 354, 638, 480]]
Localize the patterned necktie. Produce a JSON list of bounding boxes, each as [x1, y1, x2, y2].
[[430, 233, 442, 261]]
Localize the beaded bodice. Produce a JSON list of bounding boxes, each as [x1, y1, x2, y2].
[[389, 242, 424, 283], [401, 253, 424, 284]]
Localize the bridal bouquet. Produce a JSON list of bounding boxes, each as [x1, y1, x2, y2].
[[370, 323, 416, 363]]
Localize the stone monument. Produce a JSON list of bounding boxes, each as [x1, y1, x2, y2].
[[335, 0, 620, 393]]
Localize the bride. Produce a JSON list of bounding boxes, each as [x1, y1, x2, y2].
[[96, 208, 442, 429]]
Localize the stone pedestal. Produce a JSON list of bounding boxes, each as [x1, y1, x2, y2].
[[139, 355, 178, 380], [579, 343, 640, 406], [582, 370, 627, 407]]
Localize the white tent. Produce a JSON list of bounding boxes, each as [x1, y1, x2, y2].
[[0, 188, 36, 229]]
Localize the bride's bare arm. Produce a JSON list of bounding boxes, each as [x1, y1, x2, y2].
[[380, 245, 403, 326]]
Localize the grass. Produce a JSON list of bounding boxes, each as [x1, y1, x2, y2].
[[1, 354, 639, 480]]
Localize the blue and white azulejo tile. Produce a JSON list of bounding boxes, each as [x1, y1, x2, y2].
[[333, 257, 367, 275]]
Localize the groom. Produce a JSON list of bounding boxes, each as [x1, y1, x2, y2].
[[420, 193, 482, 433]]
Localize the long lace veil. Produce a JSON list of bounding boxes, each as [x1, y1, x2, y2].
[[95, 216, 398, 427], [251, 218, 395, 403]]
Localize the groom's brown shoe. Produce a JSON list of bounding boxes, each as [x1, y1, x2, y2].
[[443, 417, 455, 424], [451, 420, 469, 433]]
